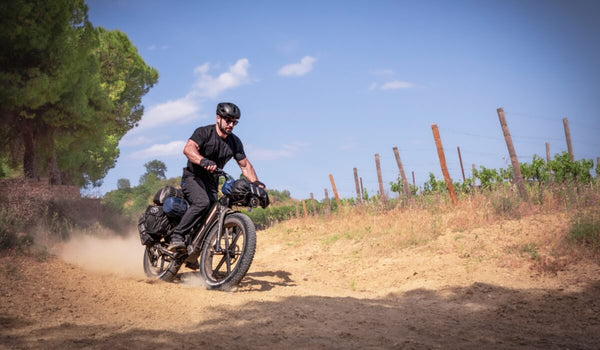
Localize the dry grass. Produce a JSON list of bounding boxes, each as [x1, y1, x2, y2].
[[262, 183, 600, 282]]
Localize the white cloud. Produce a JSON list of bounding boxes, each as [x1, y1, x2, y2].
[[278, 56, 316, 77], [194, 59, 250, 98], [130, 140, 186, 159], [147, 44, 168, 51], [246, 143, 307, 161], [133, 58, 251, 132], [119, 135, 153, 147], [381, 80, 415, 90], [134, 94, 199, 132]]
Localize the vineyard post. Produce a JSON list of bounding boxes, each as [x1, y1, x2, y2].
[[562, 118, 574, 161], [412, 171, 415, 187], [546, 142, 554, 184], [457, 146, 466, 182], [353, 168, 362, 203], [310, 192, 316, 216], [497, 108, 528, 201], [302, 199, 308, 217], [392, 147, 411, 200], [324, 188, 331, 215], [375, 153, 387, 203], [329, 174, 342, 210], [431, 124, 458, 206], [360, 177, 364, 200]]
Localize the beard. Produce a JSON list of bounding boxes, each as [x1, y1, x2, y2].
[[218, 120, 233, 135]]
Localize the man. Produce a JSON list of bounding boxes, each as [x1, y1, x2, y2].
[[168, 102, 264, 251]]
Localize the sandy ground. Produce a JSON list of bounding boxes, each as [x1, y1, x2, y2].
[[1, 211, 599, 349]]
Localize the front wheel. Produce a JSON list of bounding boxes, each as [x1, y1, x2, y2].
[[143, 244, 180, 282], [199, 212, 256, 290]]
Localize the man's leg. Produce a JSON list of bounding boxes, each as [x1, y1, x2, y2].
[[169, 177, 212, 251]]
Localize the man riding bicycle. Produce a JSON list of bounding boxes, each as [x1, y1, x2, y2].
[[168, 102, 264, 251]]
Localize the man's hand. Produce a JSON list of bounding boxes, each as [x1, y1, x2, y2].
[[252, 180, 266, 189], [200, 158, 217, 173]]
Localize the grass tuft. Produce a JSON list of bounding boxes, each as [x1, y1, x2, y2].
[[568, 211, 600, 253]]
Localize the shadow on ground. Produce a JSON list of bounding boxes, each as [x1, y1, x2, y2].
[[1, 281, 599, 349]]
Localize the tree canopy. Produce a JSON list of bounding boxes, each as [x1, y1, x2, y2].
[[0, 0, 158, 187], [139, 160, 167, 185]]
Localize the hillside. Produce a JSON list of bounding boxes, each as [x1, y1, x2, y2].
[[1, 194, 599, 349]]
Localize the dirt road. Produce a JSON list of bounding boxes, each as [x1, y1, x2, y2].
[[1, 211, 599, 349]]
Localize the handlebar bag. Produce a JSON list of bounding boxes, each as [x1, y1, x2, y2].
[[228, 179, 270, 208]]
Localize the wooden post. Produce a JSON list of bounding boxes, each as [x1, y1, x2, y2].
[[546, 142, 554, 184], [412, 171, 416, 187], [392, 147, 411, 200], [374, 153, 387, 202], [359, 177, 364, 200], [310, 192, 316, 216], [563, 118, 574, 161], [457, 146, 466, 182], [302, 199, 308, 217], [329, 174, 342, 210], [431, 124, 458, 206], [497, 108, 528, 200], [353, 168, 361, 203], [324, 188, 331, 215]]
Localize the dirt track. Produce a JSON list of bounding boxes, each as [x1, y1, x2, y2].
[[1, 212, 599, 349]]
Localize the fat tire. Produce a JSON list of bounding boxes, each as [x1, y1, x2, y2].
[[143, 245, 181, 282], [199, 212, 256, 290]]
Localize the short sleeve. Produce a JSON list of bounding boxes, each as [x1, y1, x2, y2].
[[233, 135, 246, 161], [190, 127, 206, 149]]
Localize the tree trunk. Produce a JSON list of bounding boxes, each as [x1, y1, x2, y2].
[[22, 118, 36, 179], [46, 127, 62, 185]]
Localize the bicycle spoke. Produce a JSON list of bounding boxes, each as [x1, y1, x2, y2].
[[229, 226, 243, 249], [224, 227, 231, 274]]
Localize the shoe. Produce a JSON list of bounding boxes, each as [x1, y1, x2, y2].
[[168, 234, 186, 252], [185, 261, 200, 270]]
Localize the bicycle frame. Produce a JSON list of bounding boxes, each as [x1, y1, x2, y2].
[[182, 197, 235, 260]]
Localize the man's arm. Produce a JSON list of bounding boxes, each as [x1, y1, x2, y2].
[[183, 139, 217, 172], [237, 157, 263, 187]]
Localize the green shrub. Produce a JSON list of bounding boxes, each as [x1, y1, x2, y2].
[[490, 190, 521, 219], [569, 212, 600, 253], [0, 226, 17, 251]]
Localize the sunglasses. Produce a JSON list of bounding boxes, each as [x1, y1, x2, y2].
[[220, 116, 239, 126]]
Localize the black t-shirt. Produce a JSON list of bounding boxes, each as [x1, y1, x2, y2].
[[183, 125, 246, 185]]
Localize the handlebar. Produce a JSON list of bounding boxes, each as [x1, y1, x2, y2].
[[214, 168, 234, 181]]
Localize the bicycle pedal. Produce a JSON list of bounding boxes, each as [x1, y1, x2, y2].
[[185, 261, 200, 270]]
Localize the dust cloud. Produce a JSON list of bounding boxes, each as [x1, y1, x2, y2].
[[54, 231, 146, 278]]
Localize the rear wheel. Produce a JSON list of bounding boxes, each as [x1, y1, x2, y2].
[[143, 244, 181, 282], [199, 212, 256, 290]]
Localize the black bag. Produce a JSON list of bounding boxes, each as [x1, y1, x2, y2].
[[228, 179, 270, 208], [138, 215, 153, 245], [138, 205, 171, 245], [153, 185, 184, 205], [163, 196, 188, 221]]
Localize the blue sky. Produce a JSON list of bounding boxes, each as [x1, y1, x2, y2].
[[87, 0, 600, 200]]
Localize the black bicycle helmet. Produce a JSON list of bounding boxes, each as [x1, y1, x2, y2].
[[216, 102, 241, 119]]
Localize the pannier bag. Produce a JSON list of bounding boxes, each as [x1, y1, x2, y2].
[[153, 185, 184, 205], [138, 205, 171, 245], [223, 179, 270, 208], [163, 196, 188, 220]]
